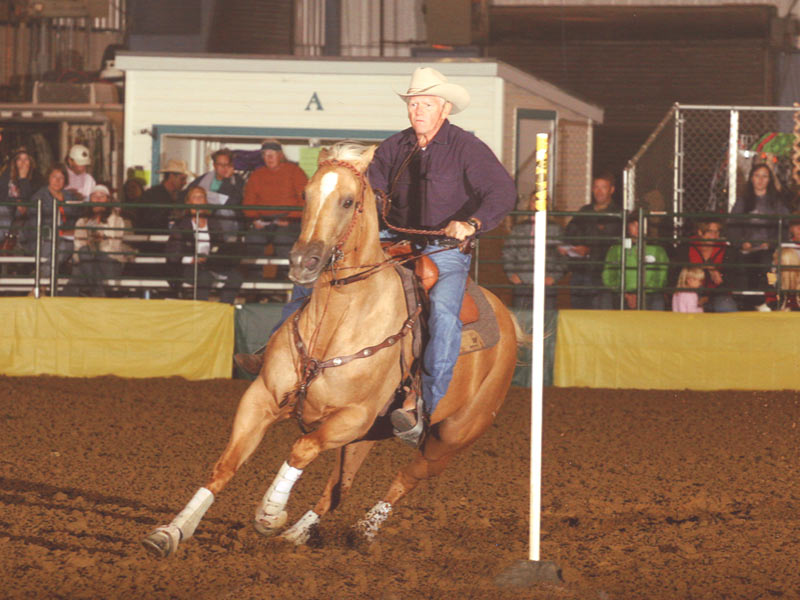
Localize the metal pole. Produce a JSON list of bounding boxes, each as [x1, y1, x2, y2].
[[50, 196, 57, 297], [193, 221, 199, 301], [33, 197, 42, 298], [728, 109, 739, 212], [618, 209, 627, 311], [673, 106, 684, 239], [623, 163, 636, 213], [636, 207, 645, 310]]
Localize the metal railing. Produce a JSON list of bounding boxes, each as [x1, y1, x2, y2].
[[481, 207, 800, 311], [5, 199, 800, 310], [0, 199, 295, 301]]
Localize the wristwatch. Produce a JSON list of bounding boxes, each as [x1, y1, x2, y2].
[[466, 217, 481, 233]]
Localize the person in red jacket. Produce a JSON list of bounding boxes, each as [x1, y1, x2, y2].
[[242, 139, 307, 279]]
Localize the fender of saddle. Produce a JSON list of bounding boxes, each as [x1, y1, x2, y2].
[[383, 241, 479, 325]]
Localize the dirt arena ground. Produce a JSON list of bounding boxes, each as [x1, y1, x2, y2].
[[1, 376, 799, 599]]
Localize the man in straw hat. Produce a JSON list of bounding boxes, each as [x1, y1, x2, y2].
[[368, 66, 516, 446], [136, 158, 191, 233], [234, 67, 516, 447]]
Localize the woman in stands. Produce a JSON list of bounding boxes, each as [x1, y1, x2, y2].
[[65, 184, 129, 297], [0, 147, 42, 254], [728, 163, 789, 310], [670, 218, 739, 312], [23, 163, 82, 269]]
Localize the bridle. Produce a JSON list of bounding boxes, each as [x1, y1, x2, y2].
[[316, 158, 368, 264], [316, 152, 468, 287]]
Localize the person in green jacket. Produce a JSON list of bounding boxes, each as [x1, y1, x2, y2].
[[602, 214, 669, 310]]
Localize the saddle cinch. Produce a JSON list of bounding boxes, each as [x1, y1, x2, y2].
[[383, 241, 479, 325]]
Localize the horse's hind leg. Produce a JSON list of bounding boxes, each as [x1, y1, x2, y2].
[[354, 349, 514, 543], [353, 437, 457, 543], [280, 440, 376, 546], [142, 376, 281, 558]]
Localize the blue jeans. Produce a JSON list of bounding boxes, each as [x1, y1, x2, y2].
[[422, 243, 471, 415], [270, 284, 312, 336]]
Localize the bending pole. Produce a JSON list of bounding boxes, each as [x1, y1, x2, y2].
[[496, 133, 562, 588], [529, 132, 548, 562]]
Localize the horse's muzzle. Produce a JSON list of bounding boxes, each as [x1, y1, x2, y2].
[[289, 240, 332, 285]]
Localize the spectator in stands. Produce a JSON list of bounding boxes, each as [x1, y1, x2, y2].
[[729, 163, 789, 311], [65, 144, 96, 201], [502, 194, 565, 310], [787, 210, 800, 246], [137, 158, 191, 234], [670, 219, 739, 313], [563, 172, 621, 309], [190, 148, 244, 243], [768, 247, 800, 311], [166, 186, 243, 304], [672, 266, 706, 313], [118, 175, 145, 226], [0, 147, 42, 253], [23, 163, 81, 267], [242, 139, 307, 279], [601, 214, 669, 310], [122, 176, 145, 204], [65, 184, 130, 297]]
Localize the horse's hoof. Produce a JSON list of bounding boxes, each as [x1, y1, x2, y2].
[[279, 510, 320, 546], [253, 510, 288, 537], [142, 525, 180, 558]]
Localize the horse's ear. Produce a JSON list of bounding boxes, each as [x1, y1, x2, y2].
[[353, 145, 377, 173], [317, 147, 331, 165]]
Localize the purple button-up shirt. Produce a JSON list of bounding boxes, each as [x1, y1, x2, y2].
[[368, 120, 516, 233]]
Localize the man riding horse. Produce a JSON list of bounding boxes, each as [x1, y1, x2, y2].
[[237, 67, 516, 447]]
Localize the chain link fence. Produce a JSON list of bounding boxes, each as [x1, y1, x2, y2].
[[625, 104, 800, 224]]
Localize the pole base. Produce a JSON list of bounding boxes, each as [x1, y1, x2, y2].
[[495, 559, 563, 587]]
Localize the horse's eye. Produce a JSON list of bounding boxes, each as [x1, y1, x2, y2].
[[342, 196, 354, 209]]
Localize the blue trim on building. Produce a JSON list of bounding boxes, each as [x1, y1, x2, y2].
[[150, 124, 396, 182]]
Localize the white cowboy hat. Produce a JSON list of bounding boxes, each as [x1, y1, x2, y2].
[[397, 67, 470, 114], [158, 158, 193, 177], [90, 184, 110, 197]]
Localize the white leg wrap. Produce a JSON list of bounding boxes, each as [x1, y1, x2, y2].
[[171, 487, 214, 541], [280, 510, 321, 546], [257, 461, 303, 517], [354, 501, 393, 543]]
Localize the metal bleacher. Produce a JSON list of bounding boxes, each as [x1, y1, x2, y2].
[[0, 233, 294, 301]]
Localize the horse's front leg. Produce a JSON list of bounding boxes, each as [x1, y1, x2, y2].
[[143, 376, 282, 558], [254, 405, 371, 538], [279, 439, 376, 545]]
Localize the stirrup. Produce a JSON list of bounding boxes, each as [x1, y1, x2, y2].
[[391, 394, 427, 449]]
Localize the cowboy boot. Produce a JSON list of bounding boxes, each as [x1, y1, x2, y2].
[[390, 393, 427, 449]]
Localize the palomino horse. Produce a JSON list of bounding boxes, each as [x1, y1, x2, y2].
[[142, 142, 520, 557]]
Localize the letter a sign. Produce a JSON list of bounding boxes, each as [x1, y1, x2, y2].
[[305, 93, 324, 111]]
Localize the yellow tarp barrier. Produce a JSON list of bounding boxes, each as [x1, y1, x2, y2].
[[1, 297, 234, 380], [554, 310, 800, 390]]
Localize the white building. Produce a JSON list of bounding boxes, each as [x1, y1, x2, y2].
[[116, 52, 602, 210]]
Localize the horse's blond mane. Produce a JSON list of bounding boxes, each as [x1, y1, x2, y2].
[[326, 141, 369, 162]]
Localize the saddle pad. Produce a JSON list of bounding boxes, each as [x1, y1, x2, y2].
[[460, 280, 500, 355]]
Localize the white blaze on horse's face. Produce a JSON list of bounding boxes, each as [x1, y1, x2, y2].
[[301, 168, 359, 244], [313, 171, 339, 225]]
